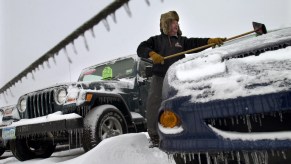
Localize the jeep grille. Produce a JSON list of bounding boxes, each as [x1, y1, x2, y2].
[[25, 89, 55, 118]]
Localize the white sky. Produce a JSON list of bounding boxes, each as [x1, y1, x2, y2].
[[1, 0, 291, 106]]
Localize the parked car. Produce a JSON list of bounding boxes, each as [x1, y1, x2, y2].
[[0, 105, 20, 157], [0, 55, 152, 161], [158, 27, 291, 163]]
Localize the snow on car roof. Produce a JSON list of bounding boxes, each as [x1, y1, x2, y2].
[[166, 27, 291, 103]]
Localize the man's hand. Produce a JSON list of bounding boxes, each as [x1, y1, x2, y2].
[[149, 51, 164, 64], [207, 38, 227, 47]]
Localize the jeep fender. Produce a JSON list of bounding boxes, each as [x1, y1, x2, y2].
[[86, 92, 136, 132]]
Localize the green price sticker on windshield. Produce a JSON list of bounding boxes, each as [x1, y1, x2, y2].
[[102, 66, 113, 79]]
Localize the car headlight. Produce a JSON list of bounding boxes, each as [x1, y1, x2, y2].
[[159, 110, 181, 128], [18, 97, 27, 113], [55, 88, 67, 105]]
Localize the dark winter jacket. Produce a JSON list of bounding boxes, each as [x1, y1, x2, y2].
[[137, 33, 209, 77]]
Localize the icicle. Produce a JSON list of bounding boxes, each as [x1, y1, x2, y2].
[[191, 153, 195, 160], [282, 150, 287, 159], [46, 61, 51, 68], [263, 151, 269, 164], [253, 115, 258, 122], [111, 12, 117, 23], [198, 153, 202, 164], [224, 158, 228, 164], [145, 0, 150, 6], [90, 28, 95, 38], [224, 119, 227, 126], [82, 34, 90, 51], [231, 151, 235, 160], [236, 152, 241, 164], [213, 156, 218, 164], [251, 152, 259, 164], [183, 153, 187, 163], [102, 19, 110, 31], [51, 56, 56, 66], [236, 116, 239, 125], [41, 63, 45, 69], [212, 119, 216, 126], [219, 152, 225, 163], [246, 115, 252, 132], [219, 119, 222, 126], [3, 93, 8, 103], [242, 116, 246, 124], [72, 41, 78, 55], [279, 112, 283, 122], [243, 151, 250, 164], [258, 116, 262, 127], [9, 88, 14, 97], [31, 72, 35, 80], [231, 117, 234, 126], [64, 47, 72, 63], [271, 150, 275, 156], [206, 152, 211, 164], [123, 3, 132, 17], [257, 151, 263, 164]]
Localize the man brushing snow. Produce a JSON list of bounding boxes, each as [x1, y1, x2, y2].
[[137, 10, 226, 146]]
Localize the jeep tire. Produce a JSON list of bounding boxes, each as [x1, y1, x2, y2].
[[9, 138, 56, 161], [82, 105, 127, 152]]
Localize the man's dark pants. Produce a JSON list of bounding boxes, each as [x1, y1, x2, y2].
[[146, 75, 164, 142]]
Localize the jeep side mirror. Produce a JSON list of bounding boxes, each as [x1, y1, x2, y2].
[[145, 66, 153, 78]]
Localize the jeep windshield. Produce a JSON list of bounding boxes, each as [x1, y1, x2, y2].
[[78, 57, 135, 82]]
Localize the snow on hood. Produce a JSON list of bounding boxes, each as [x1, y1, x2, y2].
[[165, 27, 291, 103]]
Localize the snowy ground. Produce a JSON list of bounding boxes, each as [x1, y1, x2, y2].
[[0, 133, 175, 164]]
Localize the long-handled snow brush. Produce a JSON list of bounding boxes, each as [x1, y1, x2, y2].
[[163, 22, 267, 60]]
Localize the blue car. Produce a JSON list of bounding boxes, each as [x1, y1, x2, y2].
[[158, 27, 291, 163]]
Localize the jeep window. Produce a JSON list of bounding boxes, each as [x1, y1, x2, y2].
[[78, 58, 135, 82]]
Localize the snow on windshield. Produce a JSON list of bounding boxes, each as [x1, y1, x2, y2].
[[167, 27, 291, 103]]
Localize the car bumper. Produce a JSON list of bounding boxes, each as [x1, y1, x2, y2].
[[0, 116, 83, 140], [158, 91, 291, 153]]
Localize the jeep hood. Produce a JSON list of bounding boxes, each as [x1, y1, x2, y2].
[[21, 78, 136, 97]]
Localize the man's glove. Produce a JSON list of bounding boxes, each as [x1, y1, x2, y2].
[[207, 38, 227, 47], [149, 51, 164, 64]]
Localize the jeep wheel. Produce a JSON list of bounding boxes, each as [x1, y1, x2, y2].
[[82, 105, 127, 151], [9, 138, 56, 161]]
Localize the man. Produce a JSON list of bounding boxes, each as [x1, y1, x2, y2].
[[137, 11, 226, 146]]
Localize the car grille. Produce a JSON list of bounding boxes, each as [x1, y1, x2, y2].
[[25, 89, 55, 118]]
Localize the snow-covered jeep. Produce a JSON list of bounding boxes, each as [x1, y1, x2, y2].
[[0, 55, 152, 161], [158, 27, 291, 163]]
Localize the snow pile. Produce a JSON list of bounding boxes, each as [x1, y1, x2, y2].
[[1, 133, 173, 164], [62, 133, 173, 164], [166, 27, 291, 102]]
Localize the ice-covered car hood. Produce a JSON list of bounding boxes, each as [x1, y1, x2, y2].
[[163, 27, 291, 103]]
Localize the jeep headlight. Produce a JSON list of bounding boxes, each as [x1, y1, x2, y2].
[[18, 97, 27, 113], [55, 88, 67, 105]]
